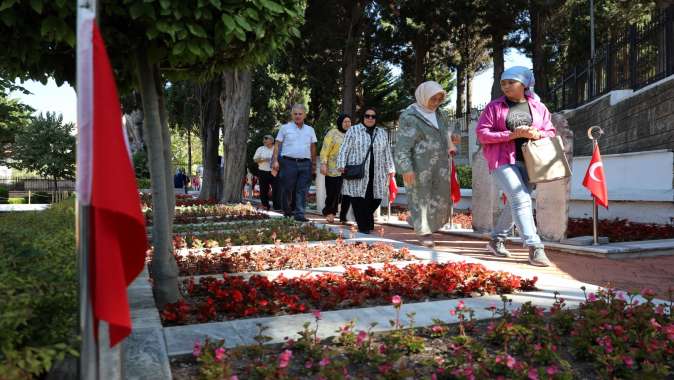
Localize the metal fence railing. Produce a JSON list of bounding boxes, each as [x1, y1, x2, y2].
[[0, 176, 75, 192], [548, 5, 674, 111]]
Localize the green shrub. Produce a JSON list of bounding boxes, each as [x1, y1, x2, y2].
[[8, 198, 25, 204], [136, 177, 152, 189], [24, 191, 51, 204], [457, 165, 472, 189], [0, 199, 78, 378], [0, 186, 7, 204]]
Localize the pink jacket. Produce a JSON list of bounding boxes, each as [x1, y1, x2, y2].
[[476, 95, 556, 172]]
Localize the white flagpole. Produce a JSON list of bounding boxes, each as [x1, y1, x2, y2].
[[77, 1, 97, 379]]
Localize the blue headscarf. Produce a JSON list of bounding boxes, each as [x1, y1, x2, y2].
[[501, 66, 539, 101]]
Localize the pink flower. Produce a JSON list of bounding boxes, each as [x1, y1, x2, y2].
[[449, 309, 456, 316], [312, 310, 322, 320], [214, 347, 225, 362], [546, 366, 558, 375], [356, 330, 368, 345], [319, 357, 331, 367], [528, 368, 539, 380], [378, 363, 392, 374], [616, 291, 626, 301], [495, 355, 503, 364], [587, 292, 598, 302], [457, 300, 465, 310], [278, 349, 292, 368], [391, 295, 402, 306], [623, 355, 634, 368], [230, 376, 239, 380], [192, 339, 202, 357], [641, 288, 656, 298], [304, 360, 313, 369], [431, 325, 444, 334], [650, 318, 662, 329], [506, 355, 516, 369], [431, 374, 437, 380], [533, 343, 542, 352], [379, 344, 387, 354]]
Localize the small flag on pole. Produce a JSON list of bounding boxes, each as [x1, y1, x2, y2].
[[77, 8, 148, 347], [388, 175, 398, 204], [450, 159, 461, 204], [582, 144, 608, 208]]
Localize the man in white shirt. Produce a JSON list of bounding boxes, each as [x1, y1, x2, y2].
[[253, 135, 278, 210], [271, 104, 317, 221]]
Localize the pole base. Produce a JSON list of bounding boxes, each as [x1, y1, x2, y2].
[[560, 235, 610, 246]]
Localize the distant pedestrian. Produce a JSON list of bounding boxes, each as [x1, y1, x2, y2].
[[174, 168, 189, 194], [337, 107, 395, 234], [476, 66, 556, 267], [253, 134, 279, 210], [320, 113, 352, 223], [271, 104, 317, 222], [191, 172, 201, 191]]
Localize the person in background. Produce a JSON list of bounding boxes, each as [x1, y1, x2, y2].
[[271, 104, 317, 222], [394, 81, 457, 248], [174, 168, 189, 194], [320, 113, 352, 223], [253, 134, 277, 210], [336, 107, 395, 234], [476, 66, 556, 267], [191, 172, 201, 191]]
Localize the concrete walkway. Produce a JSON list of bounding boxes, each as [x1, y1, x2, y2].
[[307, 214, 674, 299]]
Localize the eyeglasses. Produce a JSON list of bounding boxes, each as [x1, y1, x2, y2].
[[364, 114, 377, 119], [293, 113, 304, 116]]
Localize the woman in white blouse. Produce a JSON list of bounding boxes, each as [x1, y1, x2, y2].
[[253, 135, 278, 210]]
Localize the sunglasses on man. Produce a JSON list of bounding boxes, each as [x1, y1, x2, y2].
[[363, 114, 376, 119]]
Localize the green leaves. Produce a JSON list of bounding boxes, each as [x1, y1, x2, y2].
[[259, 0, 284, 14], [221, 13, 236, 31]]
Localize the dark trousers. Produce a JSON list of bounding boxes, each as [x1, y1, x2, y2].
[[339, 195, 351, 222], [258, 170, 276, 209], [351, 173, 381, 233], [322, 176, 343, 216], [279, 157, 312, 219]]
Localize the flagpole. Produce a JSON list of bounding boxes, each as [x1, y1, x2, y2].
[[587, 126, 603, 245], [449, 154, 454, 229], [77, 0, 98, 379]]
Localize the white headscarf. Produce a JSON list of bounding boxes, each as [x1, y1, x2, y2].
[[414, 81, 446, 112], [413, 81, 446, 128], [501, 66, 540, 101]]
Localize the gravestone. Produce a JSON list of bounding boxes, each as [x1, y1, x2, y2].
[[535, 112, 574, 241], [471, 147, 502, 233]]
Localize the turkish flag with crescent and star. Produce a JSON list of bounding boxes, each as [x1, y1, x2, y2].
[[582, 144, 608, 208]]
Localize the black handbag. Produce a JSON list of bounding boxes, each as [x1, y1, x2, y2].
[[343, 130, 376, 180]]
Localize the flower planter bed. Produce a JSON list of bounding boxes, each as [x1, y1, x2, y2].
[[171, 287, 669, 380], [141, 193, 209, 208], [173, 220, 338, 248], [145, 203, 268, 225], [167, 242, 414, 276], [567, 218, 674, 242], [172, 220, 280, 234], [161, 262, 537, 325], [389, 207, 674, 242]]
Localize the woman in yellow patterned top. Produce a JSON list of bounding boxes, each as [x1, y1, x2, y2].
[[320, 113, 352, 223]]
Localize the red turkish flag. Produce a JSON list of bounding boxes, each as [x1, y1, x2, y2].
[[388, 175, 398, 203], [582, 144, 609, 208], [77, 14, 148, 347], [450, 159, 461, 204]]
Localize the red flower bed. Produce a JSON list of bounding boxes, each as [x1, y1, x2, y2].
[[161, 262, 537, 325], [567, 217, 674, 242], [145, 204, 268, 225], [168, 242, 415, 276]]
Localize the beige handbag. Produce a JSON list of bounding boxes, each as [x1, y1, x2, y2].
[[521, 136, 572, 183]]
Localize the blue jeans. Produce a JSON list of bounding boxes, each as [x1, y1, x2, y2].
[[491, 162, 543, 247], [279, 157, 312, 218]]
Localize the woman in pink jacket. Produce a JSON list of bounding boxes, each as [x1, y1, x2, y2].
[[476, 66, 555, 267]]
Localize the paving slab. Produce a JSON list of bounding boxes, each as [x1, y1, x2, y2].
[[123, 328, 171, 380]]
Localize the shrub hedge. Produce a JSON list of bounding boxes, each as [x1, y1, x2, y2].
[[0, 186, 8, 204], [0, 199, 78, 378]]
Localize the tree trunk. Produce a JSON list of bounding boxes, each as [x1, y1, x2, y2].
[[466, 70, 474, 115], [414, 34, 428, 86], [220, 69, 252, 202], [198, 78, 221, 201], [456, 64, 465, 115], [342, 1, 365, 116], [531, 4, 548, 98], [154, 66, 175, 223], [187, 130, 192, 177], [134, 48, 179, 307], [491, 30, 506, 100]]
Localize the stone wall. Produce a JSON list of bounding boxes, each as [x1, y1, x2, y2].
[[562, 77, 674, 156]]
